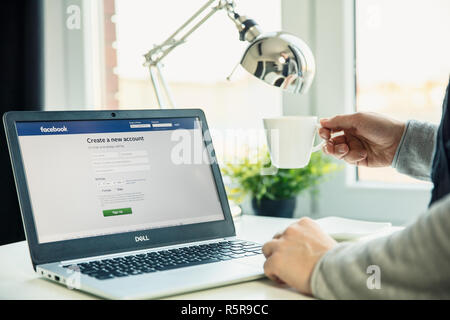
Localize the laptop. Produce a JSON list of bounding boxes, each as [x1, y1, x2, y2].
[[3, 109, 265, 299]]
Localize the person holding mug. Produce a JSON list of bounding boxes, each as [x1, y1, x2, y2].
[[262, 78, 450, 299]]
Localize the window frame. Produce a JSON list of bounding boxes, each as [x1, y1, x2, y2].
[[44, 0, 106, 109], [281, 0, 433, 225], [45, 0, 434, 224]]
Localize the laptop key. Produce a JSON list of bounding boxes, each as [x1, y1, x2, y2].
[[95, 275, 114, 280], [217, 255, 233, 261], [229, 253, 247, 259], [242, 246, 262, 251], [244, 252, 259, 256]]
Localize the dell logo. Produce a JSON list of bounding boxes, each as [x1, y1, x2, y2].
[[135, 235, 149, 242]]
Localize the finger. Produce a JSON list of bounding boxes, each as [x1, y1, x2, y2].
[[320, 114, 357, 131], [263, 256, 281, 283], [273, 275, 286, 285], [329, 134, 346, 145], [324, 141, 333, 154], [325, 132, 349, 157], [273, 232, 283, 239], [296, 216, 318, 227], [334, 143, 350, 158], [325, 142, 349, 159], [318, 127, 331, 140], [342, 137, 368, 163], [262, 239, 280, 258]]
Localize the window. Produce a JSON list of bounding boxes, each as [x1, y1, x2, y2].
[[45, 0, 446, 223], [310, 0, 444, 224], [112, 0, 282, 162], [45, 0, 282, 164], [355, 0, 450, 184]]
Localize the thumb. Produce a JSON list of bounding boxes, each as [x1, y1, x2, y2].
[[320, 114, 358, 131]]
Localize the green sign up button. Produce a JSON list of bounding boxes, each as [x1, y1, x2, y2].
[[103, 208, 132, 217]]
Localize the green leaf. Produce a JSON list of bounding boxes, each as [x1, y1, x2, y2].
[[221, 147, 341, 202]]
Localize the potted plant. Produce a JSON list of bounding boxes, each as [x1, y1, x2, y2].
[[222, 150, 338, 218]]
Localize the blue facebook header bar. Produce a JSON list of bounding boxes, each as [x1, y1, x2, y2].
[[16, 118, 198, 136]]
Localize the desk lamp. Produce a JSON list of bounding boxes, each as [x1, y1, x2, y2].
[[143, 0, 315, 108]]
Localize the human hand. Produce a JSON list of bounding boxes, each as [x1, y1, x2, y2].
[[262, 217, 337, 295], [319, 112, 406, 167]]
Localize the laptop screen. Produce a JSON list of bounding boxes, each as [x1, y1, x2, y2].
[[15, 117, 225, 244]]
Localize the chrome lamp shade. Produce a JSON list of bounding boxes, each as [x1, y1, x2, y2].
[[144, 0, 316, 108], [240, 32, 316, 94]]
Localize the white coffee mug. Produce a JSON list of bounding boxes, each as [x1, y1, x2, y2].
[[263, 116, 326, 169]]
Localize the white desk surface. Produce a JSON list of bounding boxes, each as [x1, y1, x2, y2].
[[0, 215, 401, 300]]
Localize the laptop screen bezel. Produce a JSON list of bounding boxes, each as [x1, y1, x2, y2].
[[3, 109, 236, 268]]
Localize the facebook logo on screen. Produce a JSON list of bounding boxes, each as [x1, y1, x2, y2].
[[40, 126, 68, 133]]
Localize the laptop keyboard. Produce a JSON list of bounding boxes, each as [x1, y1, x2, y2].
[[62, 240, 262, 280]]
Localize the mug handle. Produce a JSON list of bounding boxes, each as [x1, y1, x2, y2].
[[311, 124, 344, 152]]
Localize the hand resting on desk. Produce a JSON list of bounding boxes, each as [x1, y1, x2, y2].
[[262, 217, 337, 296]]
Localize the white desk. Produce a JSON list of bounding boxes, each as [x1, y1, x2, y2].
[[0, 215, 401, 300]]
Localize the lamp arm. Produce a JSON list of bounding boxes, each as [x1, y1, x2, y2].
[[143, 0, 241, 108], [144, 0, 237, 66]]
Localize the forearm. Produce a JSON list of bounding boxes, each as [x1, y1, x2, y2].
[[310, 194, 450, 299], [391, 120, 438, 181]]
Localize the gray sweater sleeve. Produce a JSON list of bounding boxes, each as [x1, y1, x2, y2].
[[391, 120, 438, 181], [310, 120, 449, 299], [311, 194, 450, 299]]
